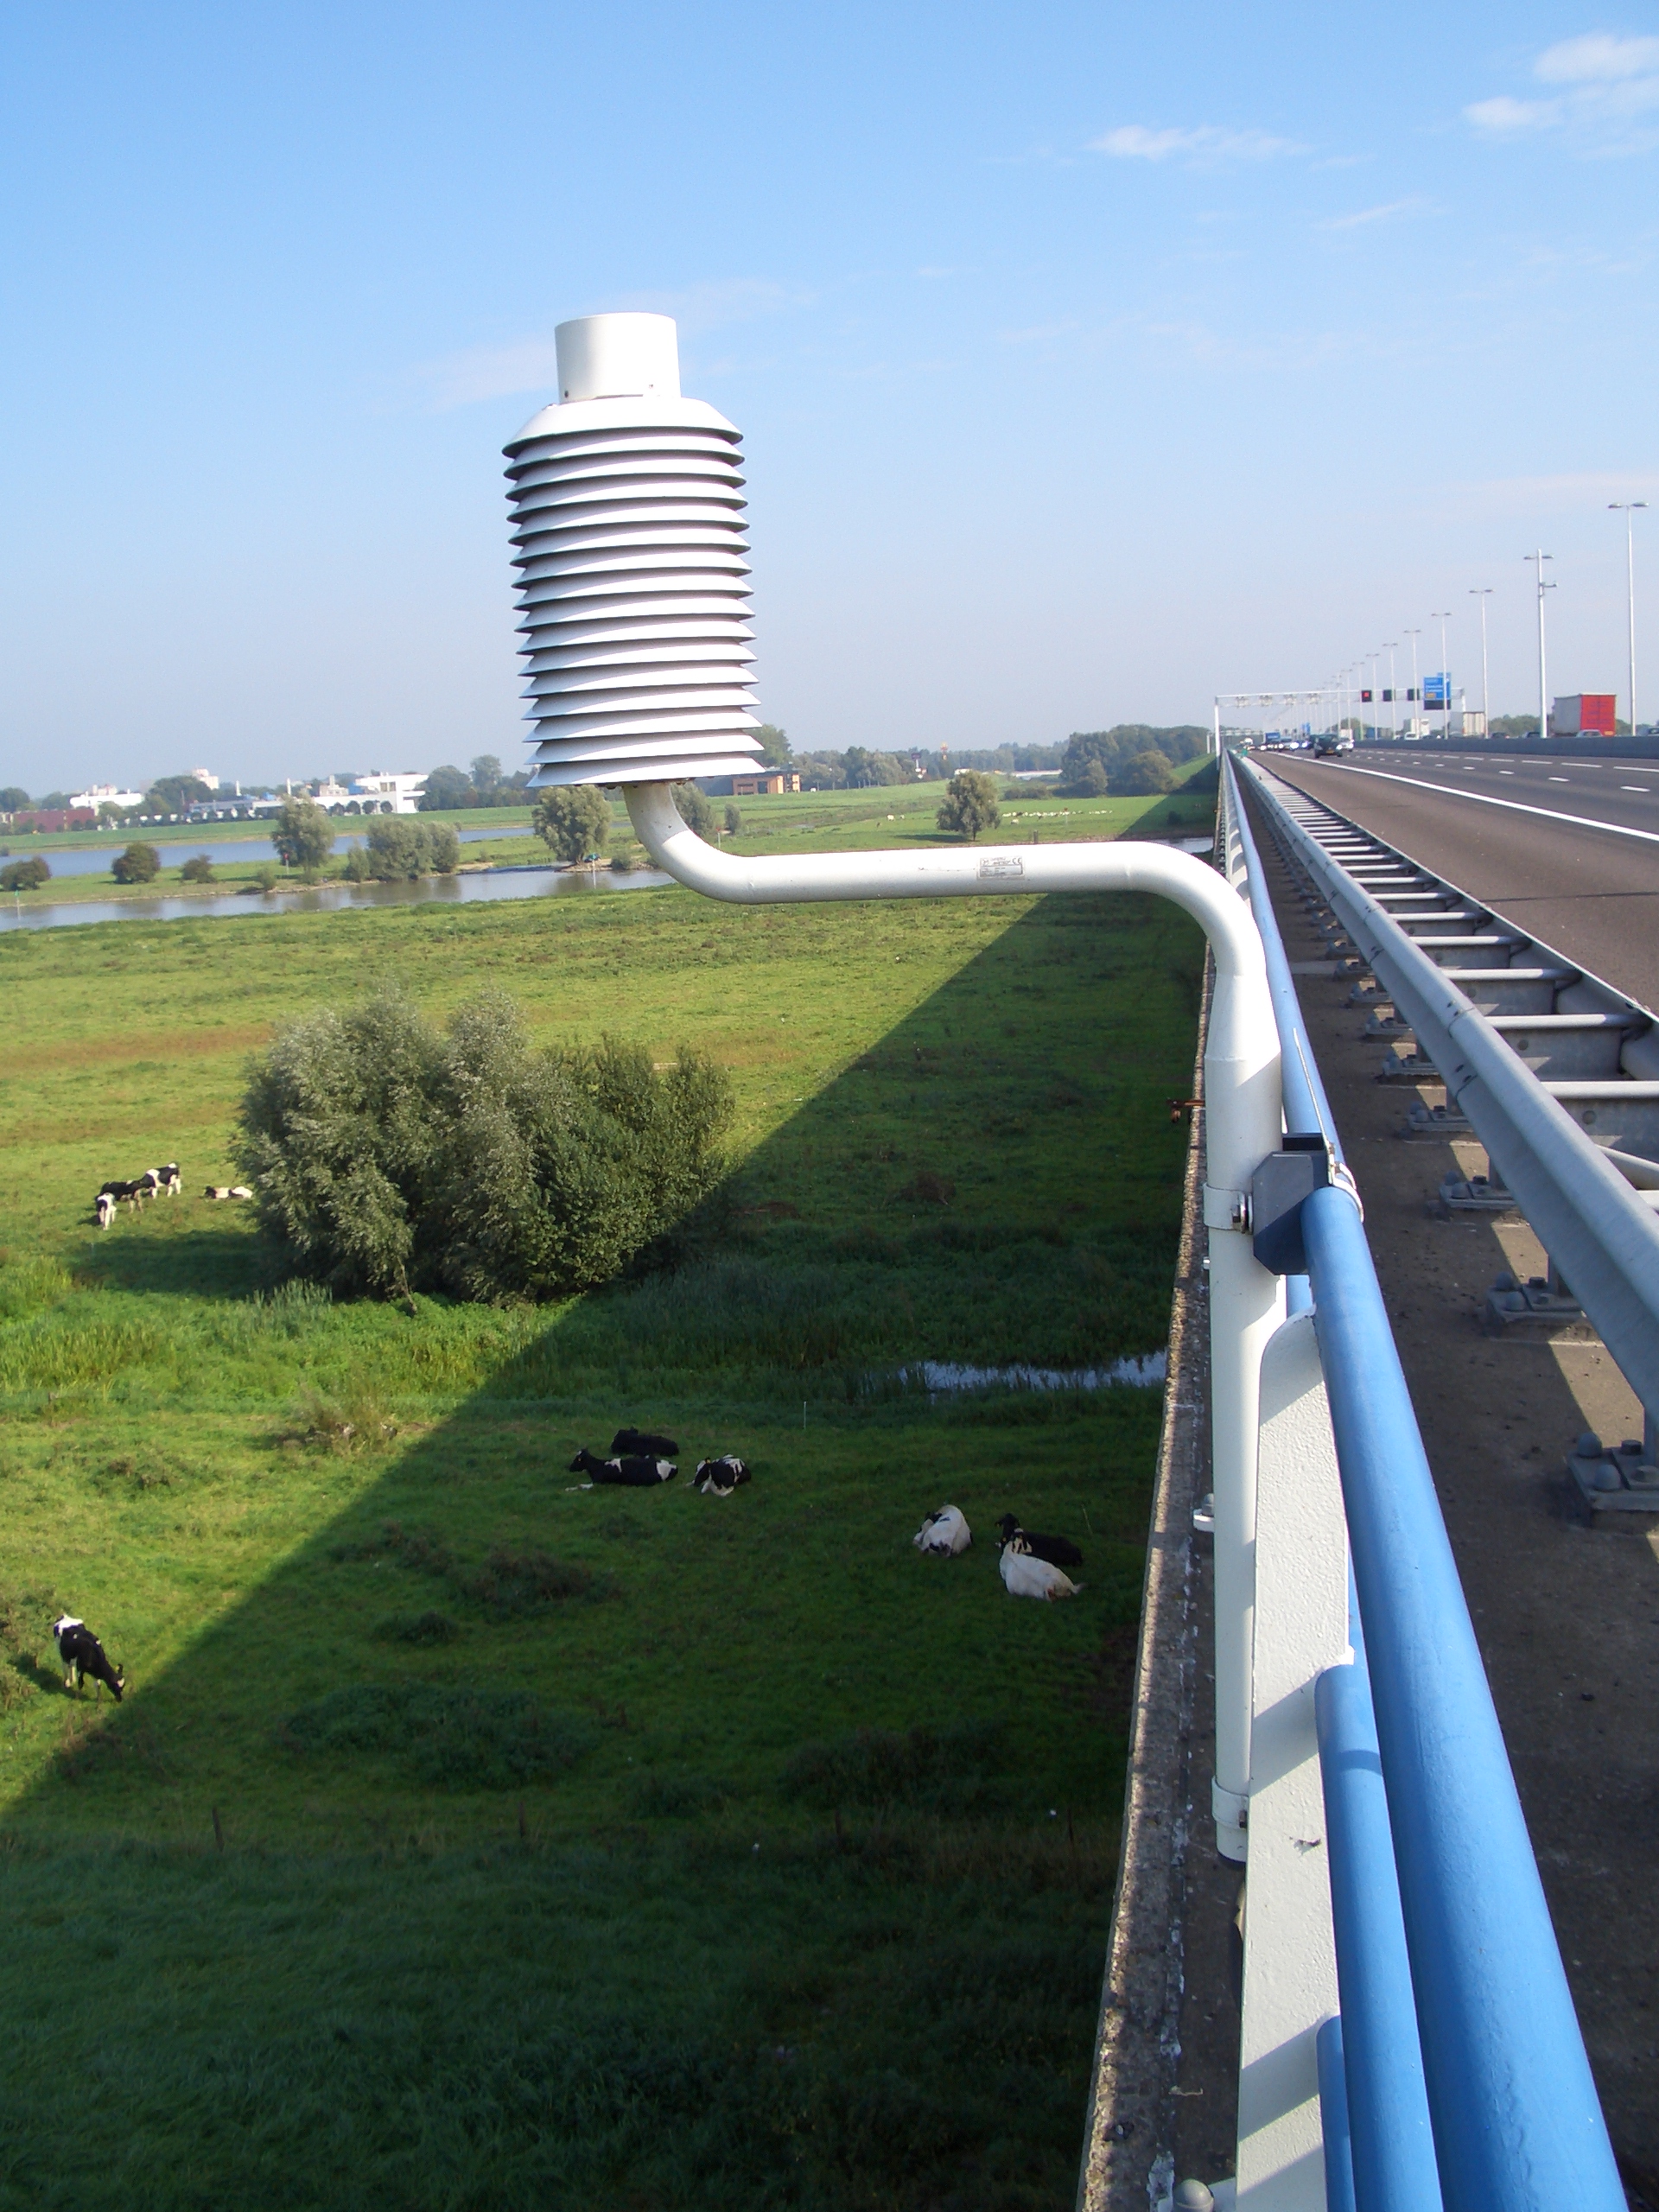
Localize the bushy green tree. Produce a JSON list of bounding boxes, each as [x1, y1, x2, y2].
[[180, 854, 216, 882], [1, 856, 49, 891], [420, 765, 474, 812], [346, 818, 460, 880], [533, 785, 612, 861], [1113, 750, 1174, 796], [0, 787, 30, 813], [271, 798, 335, 872], [111, 842, 162, 884], [237, 994, 733, 1302], [755, 723, 791, 766], [143, 774, 213, 816], [470, 754, 504, 796], [936, 770, 1001, 842], [672, 784, 716, 838], [723, 803, 742, 836]]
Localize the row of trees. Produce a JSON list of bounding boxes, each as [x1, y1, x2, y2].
[[418, 755, 533, 812], [238, 994, 733, 1302]]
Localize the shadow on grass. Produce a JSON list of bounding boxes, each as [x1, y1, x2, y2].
[[0, 891, 1204, 2211]]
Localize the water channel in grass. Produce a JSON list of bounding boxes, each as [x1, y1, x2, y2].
[[0, 821, 517, 881], [0, 863, 671, 933]]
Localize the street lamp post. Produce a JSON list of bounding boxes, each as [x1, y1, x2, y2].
[[1470, 588, 1493, 735], [1405, 628, 1421, 738], [1610, 503, 1648, 735], [1384, 641, 1399, 737], [1431, 612, 1452, 739], [1526, 550, 1554, 740]]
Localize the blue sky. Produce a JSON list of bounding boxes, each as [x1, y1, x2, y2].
[[2, 2, 1656, 790]]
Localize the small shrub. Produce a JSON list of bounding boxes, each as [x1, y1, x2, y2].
[[280, 1684, 599, 1789], [533, 785, 611, 862], [345, 817, 460, 881], [237, 991, 733, 1301], [780, 1722, 1006, 1816], [179, 855, 215, 883], [251, 861, 279, 893], [673, 783, 716, 838], [896, 1168, 956, 1205], [630, 1770, 728, 1818], [285, 1389, 398, 1455], [463, 1546, 600, 1618], [0, 856, 49, 892], [723, 803, 742, 836], [372, 1610, 461, 1645], [609, 842, 636, 873], [111, 842, 161, 885]]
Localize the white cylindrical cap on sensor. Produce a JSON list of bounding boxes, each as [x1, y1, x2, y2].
[[554, 313, 681, 403]]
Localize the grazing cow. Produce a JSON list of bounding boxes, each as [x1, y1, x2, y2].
[[569, 1447, 677, 1487], [95, 1192, 117, 1230], [692, 1455, 750, 1496], [995, 1514, 1084, 1570], [912, 1505, 971, 1556], [999, 1548, 1081, 1601], [157, 1163, 181, 1195], [612, 1427, 679, 1457], [51, 1616, 125, 1700], [99, 1178, 145, 1208]]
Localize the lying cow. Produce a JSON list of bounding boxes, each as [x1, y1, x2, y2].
[[569, 1447, 677, 1487], [204, 1185, 253, 1201], [912, 1505, 971, 1556], [51, 1615, 125, 1700], [692, 1455, 750, 1497], [995, 1514, 1084, 1569], [612, 1426, 679, 1457]]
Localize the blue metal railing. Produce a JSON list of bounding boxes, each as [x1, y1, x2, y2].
[[1228, 756, 1625, 2212]]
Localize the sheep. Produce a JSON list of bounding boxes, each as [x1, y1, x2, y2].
[[912, 1506, 971, 1557]]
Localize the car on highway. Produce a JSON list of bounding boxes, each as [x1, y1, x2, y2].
[[1313, 733, 1356, 758]]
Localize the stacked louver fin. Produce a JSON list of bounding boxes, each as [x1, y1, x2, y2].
[[502, 314, 766, 788]]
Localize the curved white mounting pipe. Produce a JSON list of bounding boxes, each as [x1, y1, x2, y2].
[[629, 779, 1284, 1856]]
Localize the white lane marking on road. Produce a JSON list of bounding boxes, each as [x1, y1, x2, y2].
[[1499, 769, 1514, 775], [1624, 785, 1650, 792], [1314, 762, 1659, 846], [1549, 775, 1570, 782]]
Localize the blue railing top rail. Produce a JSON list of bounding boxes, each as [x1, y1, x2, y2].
[[1229, 754, 1625, 2212], [1223, 756, 1344, 1157]]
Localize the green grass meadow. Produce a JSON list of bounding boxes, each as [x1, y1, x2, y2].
[[0, 813, 1207, 2209]]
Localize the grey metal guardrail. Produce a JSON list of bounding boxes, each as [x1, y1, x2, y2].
[[1237, 751, 1659, 1429]]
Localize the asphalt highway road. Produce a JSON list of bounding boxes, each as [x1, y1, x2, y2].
[[1258, 746, 1659, 1013]]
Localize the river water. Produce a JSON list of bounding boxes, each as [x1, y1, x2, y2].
[[0, 863, 671, 934], [0, 821, 515, 881]]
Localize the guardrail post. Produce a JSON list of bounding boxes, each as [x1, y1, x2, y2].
[[1236, 1307, 1348, 2207]]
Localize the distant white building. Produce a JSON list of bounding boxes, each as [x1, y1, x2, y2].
[[70, 784, 146, 810], [352, 770, 427, 815], [188, 766, 220, 791]]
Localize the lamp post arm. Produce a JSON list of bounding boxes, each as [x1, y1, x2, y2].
[[627, 774, 1285, 1858]]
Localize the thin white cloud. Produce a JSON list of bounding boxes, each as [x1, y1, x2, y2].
[[1090, 123, 1303, 165], [1319, 196, 1429, 231], [1465, 32, 1659, 152], [1535, 32, 1659, 83]]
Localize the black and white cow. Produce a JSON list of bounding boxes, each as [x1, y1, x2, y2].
[[51, 1616, 125, 1700], [95, 1191, 117, 1230], [99, 1178, 145, 1210], [692, 1455, 750, 1496], [569, 1447, 677, 1487]]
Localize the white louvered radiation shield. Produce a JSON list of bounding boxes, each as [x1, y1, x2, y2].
[[502, 314, 766, 789]]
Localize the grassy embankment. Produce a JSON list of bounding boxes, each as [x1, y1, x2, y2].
[[0, 795, 1209, 2208], [0, 766, 1212, 911]]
